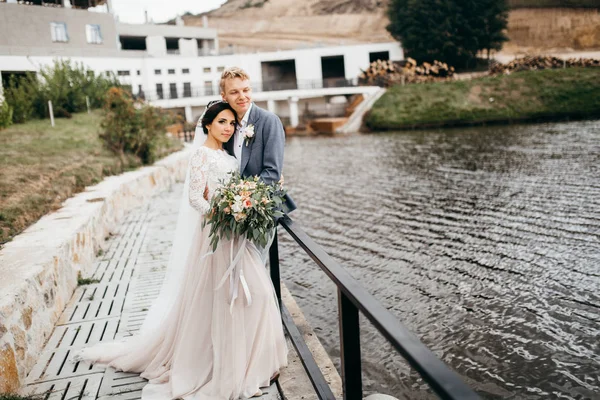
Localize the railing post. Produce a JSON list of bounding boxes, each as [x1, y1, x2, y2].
[[338, 289, 362, 400], [269, 227, 282, 304]]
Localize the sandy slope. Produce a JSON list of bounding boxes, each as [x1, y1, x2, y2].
[[184, 0, 393, 51], [183, 1, 600, 54]]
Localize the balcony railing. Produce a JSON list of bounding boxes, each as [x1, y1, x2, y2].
[[142, 78, 361, 102], [269, 216, 481, 400]]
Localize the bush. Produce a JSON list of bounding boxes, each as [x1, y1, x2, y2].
[[3, 75, 39, 123], [3, 60, 120, 123], [37, 60, 87, 118], [137, 105, 170, 164], [100, 87, 168, 164], [183, 120, 197, 132], [0, 100, 13, 129]]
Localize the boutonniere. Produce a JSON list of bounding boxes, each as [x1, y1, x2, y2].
[[243, 124, 255, 147]]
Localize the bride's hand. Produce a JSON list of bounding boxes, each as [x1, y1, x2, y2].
[[204, 186, 209, 201], [278, 174, 285, 187]]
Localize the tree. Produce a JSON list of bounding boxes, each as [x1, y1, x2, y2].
[[477, 0, 510, 59], [387, 0, 509, 68]]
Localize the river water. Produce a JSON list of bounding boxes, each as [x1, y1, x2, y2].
[[278, 120, 600, 399]]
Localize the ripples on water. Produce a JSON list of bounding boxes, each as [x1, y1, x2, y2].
[[278, 120, 600, 399]]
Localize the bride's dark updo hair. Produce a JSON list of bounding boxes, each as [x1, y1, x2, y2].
[[200, 100, 238, 135]]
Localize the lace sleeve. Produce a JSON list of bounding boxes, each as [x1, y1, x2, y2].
[[189, 148, 211, 215]]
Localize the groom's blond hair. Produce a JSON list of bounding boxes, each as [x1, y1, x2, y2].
[[220, 67, 251, 93]]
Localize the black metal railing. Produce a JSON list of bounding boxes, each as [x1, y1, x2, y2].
[[269, 216, 480, 400], [140, 78, 360, 102]]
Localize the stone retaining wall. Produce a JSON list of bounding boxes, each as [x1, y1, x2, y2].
[[0, 148, 192, 393]]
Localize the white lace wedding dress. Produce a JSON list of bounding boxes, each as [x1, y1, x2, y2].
[[76, 146, 288, 400]]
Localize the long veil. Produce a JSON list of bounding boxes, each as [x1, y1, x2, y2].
[[138, 120, 207, 335], [74, 118, 207, 363]]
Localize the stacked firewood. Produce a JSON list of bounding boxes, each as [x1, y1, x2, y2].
[[409, 58, 455, 79], [358, 59, 397, 85], [359, 58, 455, 86], [490, 55, 600, 74]]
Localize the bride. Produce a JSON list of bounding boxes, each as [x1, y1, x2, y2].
[[76, 100, 288, 399]]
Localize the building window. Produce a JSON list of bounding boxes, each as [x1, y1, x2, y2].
[[169, 83, 178, 99], [369, 51, 390, 63], [217, 66, 225, 72], [50, 22, 68, 43], [182, 68, 190, 74], [183, 82, 192, 97], [117, 70, 130, 76], [86, 24, 103, 44], [137, 70, 141, 76], [154, 69, 162, 75], [168, 69, 175, 75], [204, 81, 214, 96], [203, 67, 211, 73], [156, 83, 164, 100]]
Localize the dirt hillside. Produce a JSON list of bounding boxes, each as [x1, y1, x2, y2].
[[182, 1, 600, 53], [184, 0, 393, 52]]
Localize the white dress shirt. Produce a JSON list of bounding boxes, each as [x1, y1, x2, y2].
[[233, 103, 253, 171]]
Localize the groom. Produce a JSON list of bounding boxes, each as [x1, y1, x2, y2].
[[220, 67, 296, 215]]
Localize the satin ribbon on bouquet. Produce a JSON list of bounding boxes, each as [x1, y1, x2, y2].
[[215, 237, 253, 314]]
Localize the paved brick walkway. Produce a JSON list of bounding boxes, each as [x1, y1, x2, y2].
[[20, 184, 281, 400]]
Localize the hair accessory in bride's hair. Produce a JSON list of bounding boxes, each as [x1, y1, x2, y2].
[[197, 100, 227, 127]]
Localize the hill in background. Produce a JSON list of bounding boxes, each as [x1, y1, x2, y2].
[[179, 0, 600, 54], [182, 0, 393, 52]]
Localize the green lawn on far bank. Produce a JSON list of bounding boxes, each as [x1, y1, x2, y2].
[[366, 67, 600, 130], [0, 111, 183, 246]]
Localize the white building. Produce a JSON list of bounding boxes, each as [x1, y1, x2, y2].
[[0, 0, 403, 126]]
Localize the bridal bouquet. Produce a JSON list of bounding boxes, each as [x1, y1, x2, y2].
[[204, 172, 286, 251]]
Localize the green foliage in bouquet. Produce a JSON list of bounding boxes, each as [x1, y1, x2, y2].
[[203, 172, 286, 252]]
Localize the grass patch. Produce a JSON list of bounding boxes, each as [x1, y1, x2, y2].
[[366, 67, 600, 130], [78, 277, 101, 286], [77, 272, 101, 286], [0, 111, 183, 247]]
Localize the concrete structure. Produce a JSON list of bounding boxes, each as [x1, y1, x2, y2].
[[116, 22, 217, 57], [0, 1, 403, 128], [0, 2, 217, 58], [0, 2, 120, 57], [336, 88, 387, 134], [153, 81, 384, 127]]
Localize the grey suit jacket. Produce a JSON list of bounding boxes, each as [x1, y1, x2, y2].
[[224, 104, 296, 213]]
